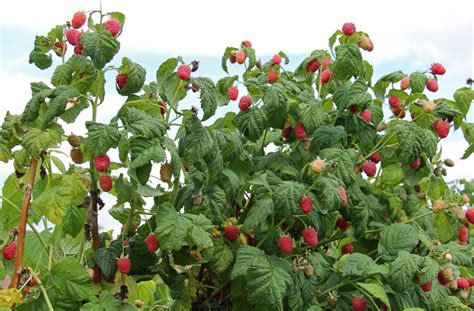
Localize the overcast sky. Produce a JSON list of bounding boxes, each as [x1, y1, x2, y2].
[[0, 0, 473, 231]]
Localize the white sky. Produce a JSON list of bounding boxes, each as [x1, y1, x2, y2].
[[0, 0, 473, 232]]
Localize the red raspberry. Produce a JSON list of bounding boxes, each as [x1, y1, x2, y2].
[[426, 79, 439, 92], [369, 153, 381, 163], [145, 235, 159, 252], [431, 63, 446, 75], [321, 69, 332, 84], [94, 155, 110, 172], [105, 19, 121, 37], [224, 226, 239, 241], [268, 71, 279, 84], [66, 29, 80, 46], [433, 119, 450, 138], [159, 101, 167, 115], [362, 161, 377, 177], [437, 271, 449, 285], [421, 281, 432, 292], [465, 209, 474, 224], [302, 227, 318, 247], [339, 187, 347, 207], [241, 40, 252, 48], [294, 122, 307, 140], [359, 109, 372, 122], [457, 278, 469, 290], [117, 258, 131, 275], [468, 278, 474, 287], [299, 196, 313, 214], [272, 54, 282, 65], [321, 57, 331, 69], [388, 96, 401, 109], [400, 76, 410, 90], [228, 86, 238, 101], [281, 125, 293, 139], [74, 41, 83, 55], [236, 51, 246, 64], [116, 73, 128, 89], [342, 22, 356, 36], [458, 226, 468, 243], [306, 59, 320, 73], [336, 217, 349, 231], [71, 12, 86, 29], [177, 65, 191, 80], [2, 242, 16, 260], [352, 296, 366, 311], [92, 266, 102, 283], [342, 243, 353, 254], [409, 158, 421, 170], [54, 42, 67, 57], [229, 53, 237, 64], [392, 107, 405, 118], [278, 236, 293, 254], [99, 175, 113, 192], [239, 96, 252, 110]]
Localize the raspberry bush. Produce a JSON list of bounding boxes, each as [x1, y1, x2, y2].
[[1, 8, 474, 310]]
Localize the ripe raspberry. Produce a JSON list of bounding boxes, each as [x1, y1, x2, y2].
[[71, 12, 86, 29], [99, 175, 113, 192], [388, 96, 401, 109], [311, 158, 326, 173], [229, 53, 237, 64], [94, 155, 110, 172], [302, 227, 318, 247], [272, 54, 282, 65], [224, 226, 239, 241], [70, 149, 84, 164], [426, 79, 439, 92], [159, 101, 167, 115], [239, 96, 252, 110], [228, 86, 238, 101], [321, 57, 331, 69], [358, 35, 373, 51], [278, 236, 293, 254], [294, 122, 307, 140], [236, 51, 246, 64], [306, 59, 320, 73], [421, 281, 432, 292], [339, 187, 347, 207], [54, 42, 67, 56], [400, 76, 410, 90], [352, 296, 366, 311], [177, 65, 191, 80], [465, 209, 474, 224], [160, 163, 172, 182], [458, 226, 468, 243], [362, 161, 376, 177], [433, 119, 450, 138], [336, 217, 349, 231], [117, 258, 131, 275], [431, 63, 446, 75], [359, 109, 372, 122], [342, 243, 353, 254], [342, 22, 356, 36], [145, 235, 159, 252], [468, 278, 474, 287], [241, 40, 252, 48], [299, 196, 313, 214], [66, 29, 80, 46], [281, 124, 293, 139], [321, 69, 332, 84], [105, 19, 121, 37], [268, 71, 279, 84], [369, 153, 381, 163], [2, 242, 16, 260], [74, 43, 83, 55], [457, 278, 469, 290], [409, 158, 421, 170], [116, 73, 128, 89]]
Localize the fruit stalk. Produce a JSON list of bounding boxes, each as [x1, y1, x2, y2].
[[11, 157, 38, 289]]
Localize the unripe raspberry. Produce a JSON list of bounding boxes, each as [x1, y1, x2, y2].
[[311, 157, 325, 173], [423, 100, 436, 113], [400, 76, 410, 90], [236, 51, 246, 64], [433, 199, 446, 213]]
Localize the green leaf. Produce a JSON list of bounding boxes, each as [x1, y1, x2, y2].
[[373, 70, 405, 99], [91, 244, 121, 278], [84, 121, 121, 156], [263, 86, 288, 129], [301, 102, 324, 133], [129, 137, 165, 169], [356, 282, 390, 309], [117, 57, 146, 95], [120, 107, 166, 139], [51, 55, 97, 93], [310, 125, 346, 151], [80, 291, 121, 311], [192, 77, 217, 121], [21, 88, 54, 123], [183, 214, 214, 249], [210, 238, 234, 274], [216, 75, 238, 106], [378, 223, 419, 260], [234, 107, 268, 142], [156, 58, 178, 91], [433, 212, 458, 243], [388, 251, 422, 292], [245, 256, 291, 311], [81, 31, 120, 69], [155, 203, 192, 250], [319, 148, 355, 185], [22, 125, 63, 157], [29, 50, 52, 70], [434, 241, 471, 266], [44, 86, 80, 126], [409, 72, 427, 94], [436, 296, 471, 311], [49, 258, 95, 301], [453, 87, 473, 117], [317, 177, 342, 211], [231, 246, 265, 280], [340, 253, 378, 277], [182, 114, 213, 161], [62, 206, 87, 237], [381, 163, 405, 186], [163, 74, 187, 107], [243, 197, 273, 231], [273, 181, 304, 220], [332, 44, 362, 80], [221, 47, 238, 74]]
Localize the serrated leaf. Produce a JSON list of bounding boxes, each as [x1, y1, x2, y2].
[[409, 72, 427, 94], [433, 212, 458, 243], [273, 181, 304, 220], [263, 86, 288, 129], [156, 58, 178, 91], [319, 148, 355, 185], [193, 77, 217, 121], [80, 291, 121, 311], [116, 57, 146, 95], [210, 238, 234, 274], [91, 245, 121, 279], [183, 115, 213, 161], [62, 206, 87, 237], [388, 251, 422, 292], [356, 282, 390, 309], [129, 138, 165, 169], [231, 246, 265, 280], [155, 203, 192, 250], [51, 55, 97, 93], [120, 107, 166, 139], [381, 163, 405, 186], [243, 197, 273, 231], [373, 70, 405, 99], [234, 107, 268, 142], [310, 125, 346, 151], [163, 74, 187, 107], [22, 125, 63, 157], [378, 223, 419, 260], [81, 31, 120, 69], [333, 44, 362, 80], [341, 253, 378, 277], [44, 86, 80, 126], [183, 214, 214, 249], [216, 75, 238, 106], [49, 258, 95, 301], [85, 121, 121, 156]]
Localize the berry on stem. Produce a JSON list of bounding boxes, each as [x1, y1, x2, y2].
[[342, 22, 356, 36], [426, 79, 439, 92], [117, 258, 131, 275], [224, 226, 239, 241], [302, 227, 318, 247], [272, 54, 282, 65], [116, 73, 128, 89], [352, 296, 366, 311], [239, 96, 252, 110], [177, 65, 191, 80], [278, 236, 293, 254], [294, 122, 307, 140], [71, 12, 86, 29], [362, 161, 377, 177], [99, 175, 113, 192], [94, 155, 110, 172], [105, 19, 121, 37], [2, 242, 16, 260], [299, 196, 313, 214], [431, 63, 446, 75], [228, 86, 238, 101], [145, 235, 159, 252]]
